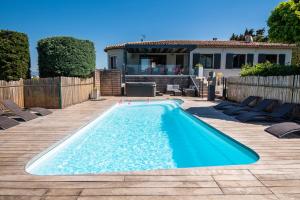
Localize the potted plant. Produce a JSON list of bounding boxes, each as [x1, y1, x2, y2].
[[91, 87, 100, 100]]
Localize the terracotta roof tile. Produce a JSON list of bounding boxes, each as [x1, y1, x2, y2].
[[104, 40, 295, 51]]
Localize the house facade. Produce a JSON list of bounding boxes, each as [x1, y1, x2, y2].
[[104, 40, 294, 77]]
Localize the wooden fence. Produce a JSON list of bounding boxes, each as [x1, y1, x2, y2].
[[0, 80, 24, 108], [24, 77, 93, 109], [227, 75, 300, 104], [0, 70, 121, 109], [100, 69, 121, 96]]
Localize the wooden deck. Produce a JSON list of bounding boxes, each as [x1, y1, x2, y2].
[[0, 97, 300, 200]]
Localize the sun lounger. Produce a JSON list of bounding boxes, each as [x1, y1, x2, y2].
[[223, 99, 277, 116], [1, 100, 38, 121], [214, 96, 259, 110], [0, 116, 19, 130], [236, 103, 295, 122], [30, 107, 52, 116], [265, 122, 300, 138], [1, 100, 51, 117]]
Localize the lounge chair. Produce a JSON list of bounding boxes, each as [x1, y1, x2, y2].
[[0, 116, 19, 130], [30, 107, 52, 116], [265, 122, 300, 138], [236, 103, 295, 122], [1, 100, 38, 121], [214, 96, 259, 110], [1, 100, 51, 116], [0, 109, 20, 129], [223, 99, 278, 116]]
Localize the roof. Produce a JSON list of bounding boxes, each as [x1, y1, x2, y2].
[[104, 40, 295, 52]]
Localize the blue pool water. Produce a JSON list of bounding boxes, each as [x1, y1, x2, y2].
[[26, 100, 259, 175]]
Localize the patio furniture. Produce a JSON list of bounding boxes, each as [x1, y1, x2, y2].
[[30, 107, 52, 116], [0, 116, 19, 130], [223, 99, 278, 116], [265, 122, 300, 138], [1, 100, 38, 121], [166, 84, 182, 96], [1, 100, 52, 116], [183, 86, 196, 97], [214, 96, 259, 110], [126, 82, 156, 97], [235, 103, 295, 122]]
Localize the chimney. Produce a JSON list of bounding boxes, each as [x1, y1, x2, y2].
[[245, 35, 253, 43]]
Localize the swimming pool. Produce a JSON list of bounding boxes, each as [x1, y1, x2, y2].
[[26, 100, 259, 175]]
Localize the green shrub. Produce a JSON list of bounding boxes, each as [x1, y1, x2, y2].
[[241, 62, 300, 77], [37, 36, 96, 78], [0, 30, 31, 81]]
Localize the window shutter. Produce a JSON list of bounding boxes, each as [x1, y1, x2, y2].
[[193, 54, 200, 67], [258, 54, 266, 63], [213, 54, 221, 69], [226, 54, 233, 69], [279, 54, 286, 65], [247, 54, 254, 65]]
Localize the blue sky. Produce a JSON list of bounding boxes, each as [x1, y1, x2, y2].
[[0, 0, 283, 73]]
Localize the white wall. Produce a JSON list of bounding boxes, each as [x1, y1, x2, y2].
[[189, 48, 293, 77]]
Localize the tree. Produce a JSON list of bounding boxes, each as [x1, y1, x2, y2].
[[267, 0, 300, 43], [37, 37, 96, 78], [230, 28, 268, 42], [0, 30, 31, 81]]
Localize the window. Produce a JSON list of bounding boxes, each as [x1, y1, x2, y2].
[[258, 54, 278, 64], [110, 56, 117, 69], [193, 54, 221, 69], [226, 54, 245, 69], [199, 54, 213, 69], [247, 54, 254, 65], [139, 55, 166, 75], [279, 54, 286, 65]]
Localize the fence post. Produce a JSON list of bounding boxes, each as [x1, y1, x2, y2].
[[58, 77, 63, 109], [291, 75, 296, 103]]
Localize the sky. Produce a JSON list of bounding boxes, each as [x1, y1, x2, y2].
[[0, 0, 283, 74]]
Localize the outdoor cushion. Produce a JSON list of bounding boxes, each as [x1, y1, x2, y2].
[[265, 122, 300, 138]]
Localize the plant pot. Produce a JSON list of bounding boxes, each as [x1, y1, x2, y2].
[[91, 89, 100, 99]]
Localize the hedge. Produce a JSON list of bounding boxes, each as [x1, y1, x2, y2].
[[37, 37, 96, 78], [241, 62, 300, 77], [0, 30, 31, 81]]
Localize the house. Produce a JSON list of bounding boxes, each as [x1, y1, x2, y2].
[[104, 40, 294, 77]]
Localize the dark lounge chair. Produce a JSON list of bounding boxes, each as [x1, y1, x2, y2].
[[0, 109, 19, 130], [30, 107, 52, 116], [1, 100, 38, 121], [223, 99, 277, 116], [265, 122, 300, 138], [236, 103, 295, 122], [0, 116, 19, 130], [1, 100, 51, 117], [214, 96, 259, 110]]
